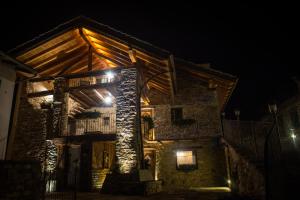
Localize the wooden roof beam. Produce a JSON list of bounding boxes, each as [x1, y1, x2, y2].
[[22, 37, 79, 64], [79, 28, 128, 67], [37, 45, 88, 74], [55, 50, 88, 76], [69, 93, 90, 108], [29, 68, 122, 82], [84, 31, 167, 67], [79, 91, 98, 106]]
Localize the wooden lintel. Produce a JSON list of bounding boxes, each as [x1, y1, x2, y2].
[[27, 82, 118, 98], [29, 68, 122, 82], [27, 90, 54, 98]]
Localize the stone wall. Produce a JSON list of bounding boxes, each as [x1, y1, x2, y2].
[[149, 70, 221, 140], [0, 160, 41, 200], [11, 83, 48, 166], [115, 68, 140, 174], [222, 138, 265, 199], [157, 139, 227, 191]]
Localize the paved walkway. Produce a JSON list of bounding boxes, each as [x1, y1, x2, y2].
[[46, 190, 234, 200]]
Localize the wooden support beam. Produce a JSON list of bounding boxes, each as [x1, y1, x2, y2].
[[88, 45, 93, 71], [167, 55, 176, 102], [69, 93, 89, 108], [29, 68, 122, 82], [56, 51, 88, 76], [79, 91, 98, 106], [128, 49, 137, 63], [23, 37, 78, 64], [79, 28, 127, 67], [84, 29, 168, 66], [27, 82, 118, 98], [37, 45, 88, 74]]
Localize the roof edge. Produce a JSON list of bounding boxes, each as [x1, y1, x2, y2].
[[8, 15, 171, 59]]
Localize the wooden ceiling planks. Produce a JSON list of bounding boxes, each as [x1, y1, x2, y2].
[[14, 23, 175, 98], [38, 45, 89, 75], [16, 29, 77, 61]]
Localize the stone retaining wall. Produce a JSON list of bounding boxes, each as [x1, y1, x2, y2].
[[222, 138, 265, 199]]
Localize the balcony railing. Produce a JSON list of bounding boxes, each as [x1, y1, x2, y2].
[[69, 113, 116, 135]]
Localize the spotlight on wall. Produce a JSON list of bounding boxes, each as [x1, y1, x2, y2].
[[227, 179, 232, 185], [290, 128, 297, 140], [104, 96, 112, 104]]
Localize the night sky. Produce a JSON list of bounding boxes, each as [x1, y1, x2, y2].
[[1, 1, 300, 120]]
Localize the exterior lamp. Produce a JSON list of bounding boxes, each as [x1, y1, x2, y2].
[[227, 179, 232, 185], [104, 96, 112, 104], [290, 129, 296, 140], [106, 71, 115, 80]]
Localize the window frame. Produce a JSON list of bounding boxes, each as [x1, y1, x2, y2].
[[175, 149, 198, 171], [171, 107, 183, 124]]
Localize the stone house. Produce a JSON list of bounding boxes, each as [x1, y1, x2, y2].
[[4, 16, 237, 194]]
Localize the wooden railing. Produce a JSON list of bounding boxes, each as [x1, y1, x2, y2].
[[69, 113, 116, 135]]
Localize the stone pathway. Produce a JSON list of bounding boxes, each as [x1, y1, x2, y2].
[[47, 190, 233, 200]]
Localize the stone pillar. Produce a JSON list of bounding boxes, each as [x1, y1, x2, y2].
[[102, 67, 144, 194], [52, 77, 69, 138], [115, 67, 140, 174]]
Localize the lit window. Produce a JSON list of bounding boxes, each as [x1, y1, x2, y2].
[[176, 150, 197, 170]]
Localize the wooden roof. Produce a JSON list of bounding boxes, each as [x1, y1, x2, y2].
[[175, 58, 238, 111], [9, 16, 174, 97], [8, 16, 237, 110]]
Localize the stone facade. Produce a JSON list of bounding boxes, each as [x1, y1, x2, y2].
[[223, 139, 265, 199], [149, 71, 221, 140], [115, 68, 140, 174], [11, 84, 48, 166], [157, 139, 227, 191], [52, 77, 69, 137], [146, 69, 225, 191]]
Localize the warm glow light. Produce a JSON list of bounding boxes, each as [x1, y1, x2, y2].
[[106, 71, 114, 79], [227, 179, 231, 185], [104, 96, 112, 104], [291, 134, 297, 139]]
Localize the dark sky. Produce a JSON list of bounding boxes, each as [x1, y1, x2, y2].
[[1, 1, 300, 120]]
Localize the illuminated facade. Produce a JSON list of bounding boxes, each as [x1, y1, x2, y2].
[[4, 16, 237, 194]]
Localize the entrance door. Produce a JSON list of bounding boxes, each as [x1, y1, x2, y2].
[[68, 145, 81, 187]]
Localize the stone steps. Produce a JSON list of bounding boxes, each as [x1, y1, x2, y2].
[[91, 169, 110, 189]]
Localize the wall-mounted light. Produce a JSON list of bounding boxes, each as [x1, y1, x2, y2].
[[104, 96, 112, 104], [290, 128, 297, 140], [227, 179, 232, 185], [106, 71, 114, 80]]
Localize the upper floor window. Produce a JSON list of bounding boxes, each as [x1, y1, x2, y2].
[[171, 107, 183, 124]]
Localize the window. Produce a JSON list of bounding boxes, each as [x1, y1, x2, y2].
[[176, 150, 197, 170], [171, 107, 183, 124], [103, 117, 110, 126]]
